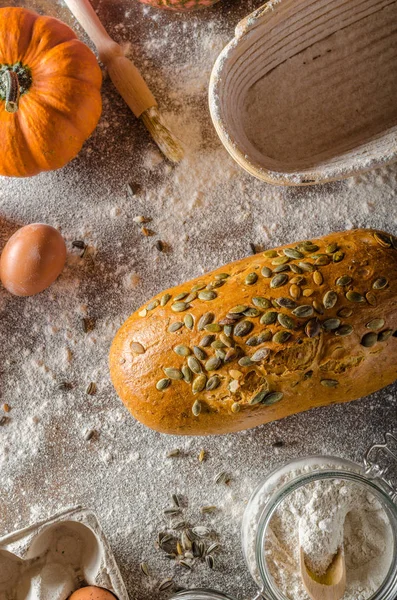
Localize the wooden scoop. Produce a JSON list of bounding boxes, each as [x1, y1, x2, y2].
[[300, 547, 346, 600]]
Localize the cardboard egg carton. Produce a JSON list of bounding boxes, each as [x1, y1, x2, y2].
[[0, 507, 129, 600]]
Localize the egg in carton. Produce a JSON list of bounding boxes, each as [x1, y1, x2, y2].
[[0, 507, 129, 600]]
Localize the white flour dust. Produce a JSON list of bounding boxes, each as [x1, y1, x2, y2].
[[1, 2, 397, 600]]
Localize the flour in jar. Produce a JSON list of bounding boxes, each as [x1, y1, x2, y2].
[[265, 478, 393, 600], [244, 464, 394, 600]]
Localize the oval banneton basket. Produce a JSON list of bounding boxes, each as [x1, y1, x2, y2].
[[209, 0, 397, 186]]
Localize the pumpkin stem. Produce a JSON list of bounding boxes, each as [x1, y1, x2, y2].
[[3, 70, 20, 113]]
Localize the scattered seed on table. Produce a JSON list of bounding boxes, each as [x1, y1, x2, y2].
[[167, 449, 181, 458]]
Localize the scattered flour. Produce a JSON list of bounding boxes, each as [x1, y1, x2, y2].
[[0, 2, 397, 600]]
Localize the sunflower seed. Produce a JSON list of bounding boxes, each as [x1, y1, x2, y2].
[[82, 317, 95, 333], [261, 311, 278, 325], [184, 314, 194, 330], [159, 579, 174, 592], [234, 321, 254, 337], [263, 391, 284, 405], [206, 357, 221, 371], [305, 318, 321, 338], [193, 525, 212, 537], [58, 381, 73, 391], [140, 562, 149, 576], [168, 322, 183, 333], [172, 302, 190, 312], [192, 540, 205, 557], [193, 374, 207, 393], [323, 291, 338, 309], [321, 379, 339, 388], [374, 232, 391, 247], [157, 378, 171, 391], [278, 314, 296, 329], [192, 400, 202, 416], [167, 449, 181, 458], [214, 471, 230, 485], [72, 239, 86, 250], [164, 508, 182, 516], [198, 335, 214, 348], [131, 342, 145, 354], [231, 402, 241, 413], [181, 531, 192, 550], [336, 276, 352, 287], [251, 348, 270, 362], [214, 273, 229, 281], [378, 329, 393, 342], [277, 297, 297, 309], [174, 345, 191, 357], [273, 331, 291, 344], [198, 312, 215, 330], [366, 291, 377, 306], [323, 318, 341, 331], [361, 332, 378, 347], [206, 555, 215, 569], [174, 292, 188, 301], [373, 278, 388, 290], [191, 283, 206, 292], [271, 273, 289, 288], [292, 305, 313, 318], [215, 349, 226, 361], [284, 247, 303, 259], [346, 291, 365, 303], [335, 324, 353, 336], [164, 368, 183, 380], [366, 318, 385, 331]]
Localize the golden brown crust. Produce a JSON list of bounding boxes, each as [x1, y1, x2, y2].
[[109, 229, 397, 435]]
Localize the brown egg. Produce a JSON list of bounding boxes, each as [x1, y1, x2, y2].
[[0, 224, 66, 296], [69, 587, 117, 600]]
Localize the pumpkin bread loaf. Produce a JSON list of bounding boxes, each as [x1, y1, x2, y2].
[[109, 229, 397, 435]]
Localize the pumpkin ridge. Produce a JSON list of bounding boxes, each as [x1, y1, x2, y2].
[[16, 92, 95, 171], [26, 82, 102, 134], [21, 15, 77, 67], [28, 41, 102, 88]]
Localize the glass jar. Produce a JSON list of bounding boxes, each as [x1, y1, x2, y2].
[[171, 433, 397, 600]]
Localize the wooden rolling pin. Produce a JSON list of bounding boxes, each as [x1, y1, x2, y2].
[[64, 0, 184, 163]]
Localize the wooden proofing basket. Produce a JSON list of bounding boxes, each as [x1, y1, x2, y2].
[[209, 0, 397, 186]]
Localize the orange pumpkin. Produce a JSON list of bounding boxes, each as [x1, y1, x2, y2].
[[0, 7, 102, 177]]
